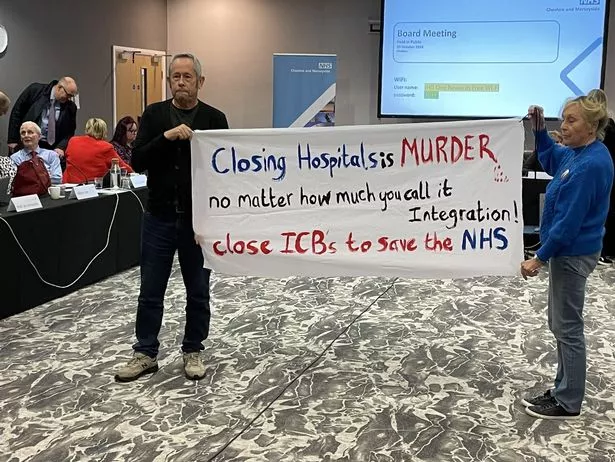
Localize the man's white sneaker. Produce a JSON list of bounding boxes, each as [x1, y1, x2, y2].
[[114, 353, 158, 382], [183, 352, 206, 380]]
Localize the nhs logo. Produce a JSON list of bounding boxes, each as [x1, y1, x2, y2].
[[579, 0, 600, 4], [318, 62, 333, 70]]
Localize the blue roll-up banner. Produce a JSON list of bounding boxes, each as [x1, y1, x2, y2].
[[273, 54, 337, 128]]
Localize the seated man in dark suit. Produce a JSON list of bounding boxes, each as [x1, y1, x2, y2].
[[7, 77, 78, 165]]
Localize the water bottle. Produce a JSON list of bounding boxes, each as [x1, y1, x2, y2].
[[110, 158, 120, 189]]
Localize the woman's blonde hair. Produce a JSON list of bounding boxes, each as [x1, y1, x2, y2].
[[85, 118, 108, 140], [563, 89, 610, 140]]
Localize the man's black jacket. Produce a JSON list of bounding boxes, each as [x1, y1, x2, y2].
[[8, 81, 77, 150], [131, 99, 229, 218]]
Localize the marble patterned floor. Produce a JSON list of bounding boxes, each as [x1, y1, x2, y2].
[[1, 262, 615, 462]]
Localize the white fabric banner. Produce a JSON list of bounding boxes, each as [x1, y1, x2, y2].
[[191, 119, 524, 279]]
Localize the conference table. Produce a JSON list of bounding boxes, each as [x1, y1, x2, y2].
[[0, 188, 148, 319], [0, 175, 548, 320]]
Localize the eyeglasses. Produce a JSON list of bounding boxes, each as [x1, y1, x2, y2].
[[59, 84, 77, 99], [171, 73, 194, 82], [127, 128, 138, 133]]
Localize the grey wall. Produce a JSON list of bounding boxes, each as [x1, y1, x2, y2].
[[167, 0, 382, 129], [2, 0, 615, 143], [0, 0, 167, 156], [168, 0, 615, 131]]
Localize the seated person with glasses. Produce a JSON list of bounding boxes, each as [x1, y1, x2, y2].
[[7, 77, 78, 164], [10, 121, 62, 184], [111, 116, 138, 164], [63, 118, 133, 184]]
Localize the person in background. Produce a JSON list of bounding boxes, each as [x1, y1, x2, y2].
[[0, 156, 16, 194], [114, 53, 229, 383], [520, 90, 614, 419], [10, 121, 62, 184], [63, 118, 132, 184], [0, 92, 16, 192], [586, 89, 615, 265], [523, 131, 564, 175], [0, 91, 10, 116], [111, 116, 138, 165], [7, 77, 78, 162]]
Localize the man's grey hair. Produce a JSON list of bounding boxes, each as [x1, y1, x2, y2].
[[20, 121, 42, 135], [168, 53, 203, 79]]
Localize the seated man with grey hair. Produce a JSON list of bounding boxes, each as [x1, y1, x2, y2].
[[0, 91, 10, 116], [10, 121, 62, 184]]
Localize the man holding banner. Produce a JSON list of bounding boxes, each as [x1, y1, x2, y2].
[[115, 53, 229, 382]]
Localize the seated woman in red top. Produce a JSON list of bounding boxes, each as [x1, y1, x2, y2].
[[63, 118, 133, 184]]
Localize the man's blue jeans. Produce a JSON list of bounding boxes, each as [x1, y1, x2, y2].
[[547, 253, 599, 412], [133, 212, 211, 358]]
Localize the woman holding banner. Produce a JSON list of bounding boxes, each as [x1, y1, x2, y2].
[[520, 90, 613, 419]]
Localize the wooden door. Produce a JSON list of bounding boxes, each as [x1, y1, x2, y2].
[[115, 55, 140, 124], [115, 51, 165, 126]]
